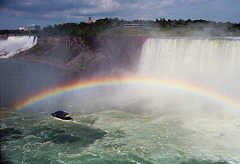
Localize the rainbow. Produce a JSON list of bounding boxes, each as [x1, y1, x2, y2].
[[13, 76, 240, 111]]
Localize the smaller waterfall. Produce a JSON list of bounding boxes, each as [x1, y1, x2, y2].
[[0, 36, 37, 58]]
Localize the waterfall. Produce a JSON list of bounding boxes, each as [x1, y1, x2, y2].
[[0, 36, 37, 58], [138, 38, 240, 98]]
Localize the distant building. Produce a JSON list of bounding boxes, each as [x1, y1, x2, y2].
[[19, 27, 28, 31], [88, 17, 93, 24], [19, 24, 40, 31]]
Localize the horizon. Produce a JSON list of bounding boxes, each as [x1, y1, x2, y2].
[[0, 0, 240, 29], [1, 17, 240, 30]]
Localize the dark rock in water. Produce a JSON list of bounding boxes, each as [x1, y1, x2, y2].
[[51, 110, 73, 120], [0, 128, 22, 142], [31, 123, 106, 146]]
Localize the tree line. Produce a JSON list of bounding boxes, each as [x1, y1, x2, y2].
[[1, 18, 240, 36]]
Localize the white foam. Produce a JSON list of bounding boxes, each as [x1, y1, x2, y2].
[[0, 36, 37, 58], [138, 38, 240, 100]]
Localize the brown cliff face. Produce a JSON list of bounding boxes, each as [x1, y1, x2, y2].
[[15, 36, 147, 78], [94, 36, 146, 72], [15, 36, 87, 68]]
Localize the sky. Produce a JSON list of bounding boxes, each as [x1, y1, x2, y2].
[[0, 0, 240, 29]]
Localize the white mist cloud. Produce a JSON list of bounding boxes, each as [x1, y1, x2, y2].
[[181, 0, 216, 3], [159, 0, 174, 7], [101, 0, 120, 11], [41, 0, 121, 19]]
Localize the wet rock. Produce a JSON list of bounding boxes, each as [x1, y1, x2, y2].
[[0, 128, 22, 142]]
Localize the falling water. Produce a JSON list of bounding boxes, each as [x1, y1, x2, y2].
[[1, 37, 240, 163], [138, 38, 240, 99], [0, 36, 37, 58]]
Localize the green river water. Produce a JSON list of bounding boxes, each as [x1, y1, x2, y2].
[[1, 109, 239, 164]]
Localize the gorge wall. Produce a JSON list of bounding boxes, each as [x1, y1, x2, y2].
[[0, 36, 146, 109], [15, 36, 146, 76]]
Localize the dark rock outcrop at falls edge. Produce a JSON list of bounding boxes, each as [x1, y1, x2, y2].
[[14, 36, 147, 79]]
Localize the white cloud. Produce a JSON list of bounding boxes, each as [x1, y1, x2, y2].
[[101, 0, 120, 11], [159, 0, 174, 7], [66, 0, 120, 16], [181, 0, 215, 3], [2, 0, 174, 20], [123, 0, 174, 10], [39, 0, 120, 19], [23, 1, 33, 7]]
